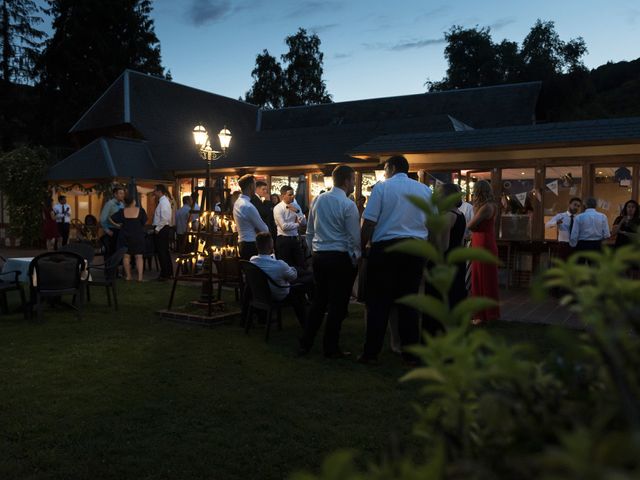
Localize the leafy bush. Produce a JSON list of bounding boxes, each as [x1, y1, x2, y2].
[[0, 146, 50, 246], [292, 192, 640, 479]]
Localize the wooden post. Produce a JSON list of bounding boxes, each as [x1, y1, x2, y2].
[[532, 162, 545, 241]]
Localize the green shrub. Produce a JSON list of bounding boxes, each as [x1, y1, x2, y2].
[[0, 146, 50, 246]]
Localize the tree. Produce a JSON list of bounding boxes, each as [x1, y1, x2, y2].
[[520, 20, 587, 81], [0, 0, 44, 84], [244, 49, 284, 109], [244, 28, 332, 108], [281, 28, 332, 107], [36, 0, 168, 148]]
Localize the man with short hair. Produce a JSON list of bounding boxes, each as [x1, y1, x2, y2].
[[546, 197, 582, 260], [175, 195, 192, 253], [53, 195, 72, 247], [153, 184, 174, 280], [359, 155, 432, 365], [273, 185, 307, 268], [233, 174, 269, 260], [251, 180, 276, 238], [100, 186, 126, 257], [250, 232, 307, 327], [569, 196, 610, 253], [300, 165, 360, 359]]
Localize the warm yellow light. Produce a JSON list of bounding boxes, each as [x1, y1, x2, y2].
[[192, 124, 208, 148], [323, 176, 333, 189], [374, 169, 385, 183], [218, 127, 232, 150]]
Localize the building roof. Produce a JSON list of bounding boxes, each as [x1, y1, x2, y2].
[[260, 81, 541, 131], [70, 70, 260, 172], [349, 116, 640, 156], [61, 71, 543, 177], [210, 114, 465, 170], [48, 137, 168, 182]]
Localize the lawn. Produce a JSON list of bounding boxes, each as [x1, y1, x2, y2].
[[0, 282, 553, 480]]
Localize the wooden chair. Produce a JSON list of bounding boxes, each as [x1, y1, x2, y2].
[[0, 255, 27, 317], [87, 247, 126, 310]]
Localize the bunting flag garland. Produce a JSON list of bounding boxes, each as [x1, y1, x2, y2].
[[546, 179, 559, 196], [515, 192, 528, 207], [435, 179, 444, 187]]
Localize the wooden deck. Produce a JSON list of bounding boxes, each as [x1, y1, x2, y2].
[[499, 288, 581, 328]]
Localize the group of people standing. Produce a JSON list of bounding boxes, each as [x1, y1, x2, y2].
[[233, 156, 502, 365], [546, 196, 639, 258]]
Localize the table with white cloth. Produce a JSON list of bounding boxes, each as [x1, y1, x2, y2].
[[1, 257, 34, 283]]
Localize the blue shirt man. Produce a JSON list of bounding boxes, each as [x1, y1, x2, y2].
[[100, 187, 125, 236]]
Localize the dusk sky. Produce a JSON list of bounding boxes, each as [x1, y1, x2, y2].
[[50, 0, 640, 102]]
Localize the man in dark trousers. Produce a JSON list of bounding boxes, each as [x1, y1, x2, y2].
[[300, 165, 360, 358], [152, 184, 174, 280], [359, 155, 432, 365], [273, 185, 307, 268], [233, 175, 269, 260], [251, 180, 276, 239]]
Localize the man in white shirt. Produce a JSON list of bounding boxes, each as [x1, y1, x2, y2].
[[273, 185, 307, 268], [359, 156, 432, 365], [152, 184, 174, 280], [233, 175, 269, 260], [545, 197, 582, 260], [53, 195, 72, 247], [250, 232, 307, 327], [569, 197, 610, 254], [300, 165, 361, 359]]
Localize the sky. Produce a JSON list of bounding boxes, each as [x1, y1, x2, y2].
[[44, 0, 640, 102]]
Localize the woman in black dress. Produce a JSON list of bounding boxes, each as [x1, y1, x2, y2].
[[111, 193, 148, 281], [423, 183, 468, 336], [612, 200, 639, 248]]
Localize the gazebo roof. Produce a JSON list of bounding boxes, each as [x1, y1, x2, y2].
[[48, 137, 168, 182]]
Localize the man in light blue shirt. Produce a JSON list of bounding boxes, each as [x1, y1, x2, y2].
[[569, 197, 610, 253], [99, 186, 125, 257], [249, 233, 308, 329], [359, 155, 432, 365], [175, 195, 192, 253]]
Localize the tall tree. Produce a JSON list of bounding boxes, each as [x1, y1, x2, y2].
[[0, 0, 44, 84], [37, 0, 168, 148], [244, 28, 332, 108], [244, 49, 284, 109], [281, 28, 331, 107]]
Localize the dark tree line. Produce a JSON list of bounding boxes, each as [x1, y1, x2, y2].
[[1, 0, 168, 154], [244, 28, 332, 108], [428, 20, 640, 122]]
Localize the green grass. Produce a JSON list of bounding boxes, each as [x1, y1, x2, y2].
[[0, 283, 553, 480]]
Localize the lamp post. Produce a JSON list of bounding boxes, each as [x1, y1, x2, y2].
[[192, 124, 232, 211]]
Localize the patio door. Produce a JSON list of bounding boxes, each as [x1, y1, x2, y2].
[[461, 170, 492, 202]]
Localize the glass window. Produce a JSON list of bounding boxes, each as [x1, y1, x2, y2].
[[271, 175, 300, 196], [499, 168, 535, 241], [361, 172, 377, 198], [227, 176, 239, 193], [310, 173, 326, 200], [77, 194, 89, 222], [90, 193, 102, 220], [543, 166, 582, 240], [593, 166, 634, 227], [461, 170, 491, 202]]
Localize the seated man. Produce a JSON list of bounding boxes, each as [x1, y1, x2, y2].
[[250, 232, 307, 327]]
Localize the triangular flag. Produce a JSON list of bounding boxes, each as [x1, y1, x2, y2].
[[435, 179, 444, 186], [515, 192, 527, 207], [546, 180, 559, 196]]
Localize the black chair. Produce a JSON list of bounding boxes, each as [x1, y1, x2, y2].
[[239, 260, 301, 342], [87, 247, 126, 310], [61, 242, 95, 266], [216, 256, 243, 301], [28, 251, 87, 321], [143, 231, 160, 271], [0, 255, 27, 317]]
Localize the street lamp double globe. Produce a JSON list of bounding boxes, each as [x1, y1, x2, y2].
[[192, 124, 232, 211]]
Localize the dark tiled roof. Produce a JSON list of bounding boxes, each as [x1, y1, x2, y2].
[[210, 115, 460, 170], [261, 82, 541, 131], [70, 70, 259, 172], [349, 116, 640, 156], [48, 137, 168, 181]]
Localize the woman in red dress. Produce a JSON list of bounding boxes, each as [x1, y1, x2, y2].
[[467, 180, 500, 324], [42, 197, 58, 251]]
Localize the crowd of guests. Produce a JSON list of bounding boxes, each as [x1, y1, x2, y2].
[[233, 156, 506, 365]]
